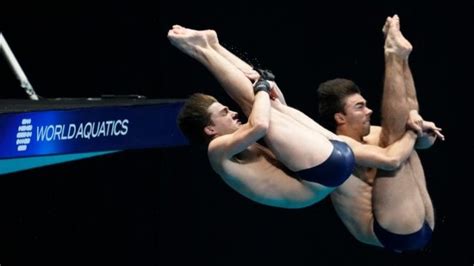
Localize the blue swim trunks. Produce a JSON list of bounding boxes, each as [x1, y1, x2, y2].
[[296, 140, 355, 187], [373, 218, 432, 252]]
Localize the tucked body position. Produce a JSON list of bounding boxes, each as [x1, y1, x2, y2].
[[169, 25, 354, 208]]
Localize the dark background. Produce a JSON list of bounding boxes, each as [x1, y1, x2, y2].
[[0, 1, 472, 265]]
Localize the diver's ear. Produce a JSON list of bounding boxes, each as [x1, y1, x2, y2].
[[204, 125, 216, 136], [334, 112, 346, 125]]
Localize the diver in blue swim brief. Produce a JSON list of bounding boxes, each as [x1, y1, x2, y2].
[[170, 25, 363, 209], [316, 15, 443, 252]]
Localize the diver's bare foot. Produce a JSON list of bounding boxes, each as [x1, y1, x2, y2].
[[384, 15, 412, 59], [204, 29, 219, 48], [171, 25, 219, 48], [382, 16, 391, 37], [167, 25, 210, 59]]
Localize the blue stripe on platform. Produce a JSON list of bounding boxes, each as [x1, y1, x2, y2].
[[0, 151, 118, 175]]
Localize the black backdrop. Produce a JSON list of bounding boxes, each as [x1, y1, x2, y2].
[[0, 1, 472, 265]]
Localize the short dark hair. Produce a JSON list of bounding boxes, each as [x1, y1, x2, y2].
[[317, 78, 361, 132], [177, 93, 217, 145]]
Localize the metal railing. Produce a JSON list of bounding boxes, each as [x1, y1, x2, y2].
[[0, 32, 40, 100]]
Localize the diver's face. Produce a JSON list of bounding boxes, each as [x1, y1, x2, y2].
[[341, 93, 373, 136], [206, 102, 241, 136]]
